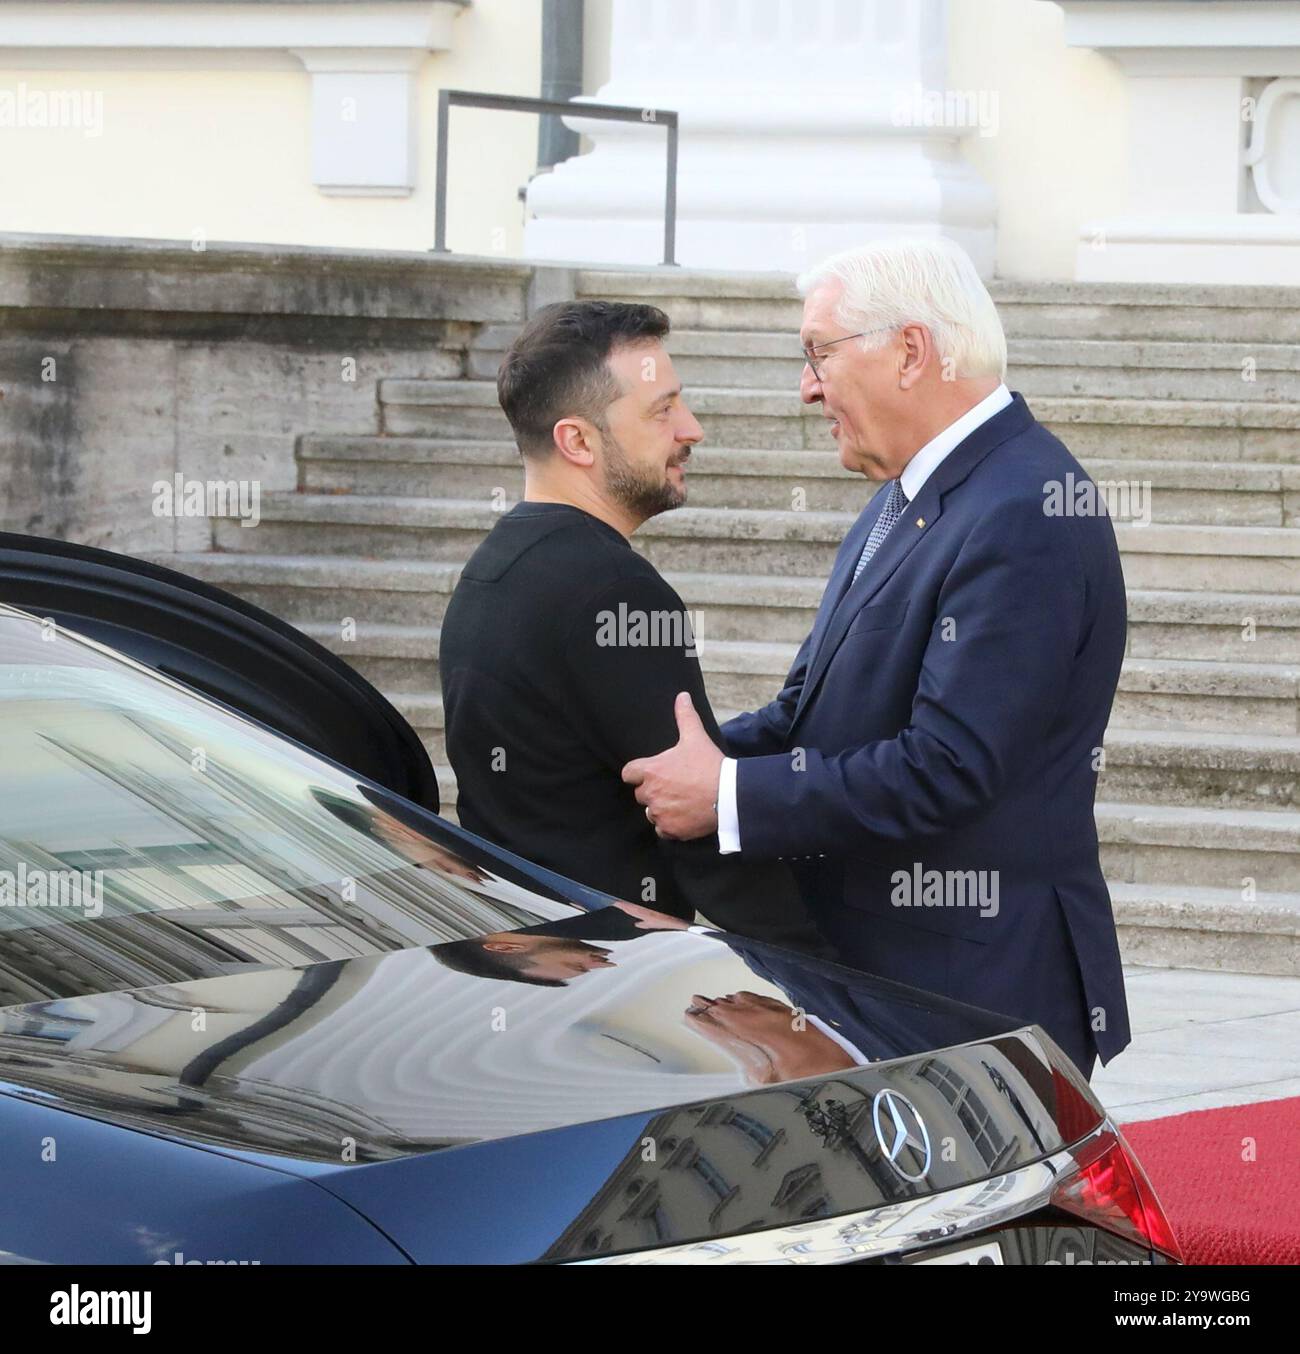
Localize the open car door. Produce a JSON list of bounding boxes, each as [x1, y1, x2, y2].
[[0, 532, 439, 813]]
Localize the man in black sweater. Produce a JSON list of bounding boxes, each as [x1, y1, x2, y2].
[[439, 301, 829, 955]]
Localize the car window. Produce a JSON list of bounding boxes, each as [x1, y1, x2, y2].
[[0, 609, 577, 1005]]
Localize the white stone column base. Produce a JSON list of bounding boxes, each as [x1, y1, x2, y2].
[[525, 138, 996, 274], [526, 0, 997, 275], [1078, 216, 1300, 286]]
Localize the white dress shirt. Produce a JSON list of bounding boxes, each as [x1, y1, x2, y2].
[[806, 1012, 871, 1065], [716, 383, 1013, 853]]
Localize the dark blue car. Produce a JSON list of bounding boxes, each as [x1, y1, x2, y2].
[[0, 537, 1180, 1265]]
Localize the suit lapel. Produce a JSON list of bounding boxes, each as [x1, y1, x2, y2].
[[787, 394, 1033, 738]]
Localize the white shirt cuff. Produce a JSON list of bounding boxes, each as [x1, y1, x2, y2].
[[716, 756, 741, 854], [806, 1013, 871, 1065]]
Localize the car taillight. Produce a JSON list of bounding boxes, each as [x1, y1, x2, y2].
[[1052, 1125, 1183, 1262]]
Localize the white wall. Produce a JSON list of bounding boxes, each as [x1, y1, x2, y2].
[[948, 0, 1129, 279], [0, 0, 543, 255], [0, 0, 1135, 278], [583, 0, 613, 98]]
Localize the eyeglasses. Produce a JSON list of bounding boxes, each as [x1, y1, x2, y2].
[[801, 326, 896, 381]]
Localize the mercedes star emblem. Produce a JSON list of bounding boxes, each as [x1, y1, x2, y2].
[[872, 1089, 933, 1182]]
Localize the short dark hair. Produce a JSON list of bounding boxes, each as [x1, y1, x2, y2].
[[496, 300, 670, 458], [433, 938, 565, 987]]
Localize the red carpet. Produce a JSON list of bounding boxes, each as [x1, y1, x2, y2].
[[1120, 1096, 1300, 1264]]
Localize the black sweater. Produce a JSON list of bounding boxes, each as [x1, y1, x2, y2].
[[439, 502, 829, 954]]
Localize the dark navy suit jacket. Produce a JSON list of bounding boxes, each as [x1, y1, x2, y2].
[[721, 393, 1130, 1068]]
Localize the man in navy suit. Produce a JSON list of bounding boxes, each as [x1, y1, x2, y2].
[[623, 238, 1130, 1079]]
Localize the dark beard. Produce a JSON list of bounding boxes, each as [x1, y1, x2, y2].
[[601, 429, 687, 520]]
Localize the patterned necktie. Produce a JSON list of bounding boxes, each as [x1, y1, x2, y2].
[[852, 478, 909, 584]]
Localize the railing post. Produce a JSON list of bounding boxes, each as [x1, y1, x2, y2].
[[663, 114, 678, 267], [433, 87, 451, 254], [431, 91, 679, 265]]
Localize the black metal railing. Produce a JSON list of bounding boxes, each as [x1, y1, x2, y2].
[[433, 89, 679, 266]]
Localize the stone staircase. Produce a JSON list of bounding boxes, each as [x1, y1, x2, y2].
[[158, 270, 1300, 976]]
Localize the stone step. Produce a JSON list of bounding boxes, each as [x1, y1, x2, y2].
[[298, 435, 1299, 526], [1098, 729, 1300, 811], [661, 330, 803, 388], [1077, 460, 1300, 528], [291, 612, 1300, 738], [674, 580, 1300, 661], [300, 438, 523, 502], [295, 619, 797, 708], [672, 579, 1300, 662], [1109, 658, 1300, 736], [1108, 881, 1300, 976], [701, 653, 1300, 735], [643, 571, 820, 645], [213, 495, 504, 562], [214, 496, 1300, 594], [602, 331, 1300, 401], [213, 494, 860, 572], [575, 271, 1300, 345], [1027, 396, 1300, 463], [155, 551, 1300, 668], [150, 552, 464, 626], [1114, 524, 1300, 593], [992, 281, 1300, 346], [297, 619, 442, 694], [377, 378, 1300, 462], [298, 436, 875, 514], [465, 323, 808, 384], [1010, 339, 1300, 403], [386, 688, 446, 764], [429, 759, 458, 814], [158, 551, 831, 646], [1127, 589, 1300, 664], [1097, 801, 1300, 892], [575, 267, 803, 331], [378, 377, 839, 450]]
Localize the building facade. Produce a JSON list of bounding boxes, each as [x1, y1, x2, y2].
[[3, 0, 1297, 281]]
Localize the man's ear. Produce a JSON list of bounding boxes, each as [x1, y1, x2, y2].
[[481, 939, 526, 954], [552, 416, 598, 467], [897, 323, 933, 390]]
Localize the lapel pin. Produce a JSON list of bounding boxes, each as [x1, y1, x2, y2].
[[916, 517, 926, 528]]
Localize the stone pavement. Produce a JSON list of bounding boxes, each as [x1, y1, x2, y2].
[[1095, 966, 1300, 1123]]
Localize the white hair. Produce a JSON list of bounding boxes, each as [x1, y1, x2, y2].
[[797, 237, 1007, 380]]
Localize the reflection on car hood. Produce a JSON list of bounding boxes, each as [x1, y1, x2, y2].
[[0, 908, 1099, 1179]]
